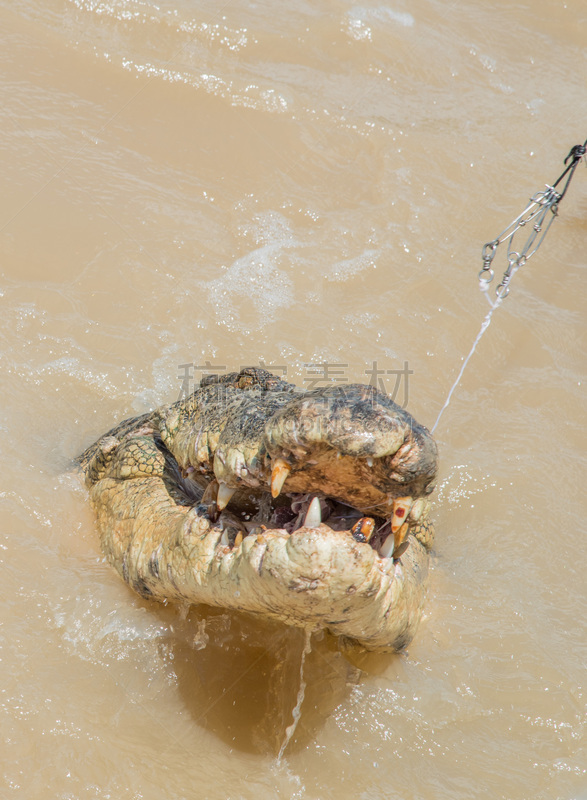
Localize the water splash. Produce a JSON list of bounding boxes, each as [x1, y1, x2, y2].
[[431, 297, 502, 435], [277, 628, 313, 762]]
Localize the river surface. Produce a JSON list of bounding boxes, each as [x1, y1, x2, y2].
[[1, 1, 586, 798]]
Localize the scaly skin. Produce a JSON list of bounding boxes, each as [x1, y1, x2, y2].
[[78, 368, 438, 652]]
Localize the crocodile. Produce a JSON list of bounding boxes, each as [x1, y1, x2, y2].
[[78, 367, 438, 652]]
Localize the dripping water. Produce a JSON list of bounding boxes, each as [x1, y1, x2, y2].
[[277, 628, 313, 761]]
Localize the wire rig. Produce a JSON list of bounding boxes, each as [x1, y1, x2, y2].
[[478, 139, 586, 306]]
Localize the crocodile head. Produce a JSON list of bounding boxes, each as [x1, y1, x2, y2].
[[78, 368, 439, 651]]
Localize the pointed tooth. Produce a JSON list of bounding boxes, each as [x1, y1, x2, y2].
[[393, 521, 409, 552], [393, 539, 410, 559], [233, 531, 243, 548], [270, 457, 291, 498], [380, 533, 395, 559], [219, 530, 229, 547], [201, 479, 219, 505], [217, 482, 237, 511], [391, 496, 414, 534], [303, 497, 322, 529]]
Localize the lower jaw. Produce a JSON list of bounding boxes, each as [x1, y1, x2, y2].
[[95, 479, 431, 653], [193, 517, 430, 652]]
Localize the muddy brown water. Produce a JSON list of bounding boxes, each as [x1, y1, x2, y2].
[[1, 1, 586, 798]]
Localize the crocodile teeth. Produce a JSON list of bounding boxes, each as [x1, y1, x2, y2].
[[350, 517, 375, 542], [391, 496, 413, 534], [201, 479, 219, 505], [216, 482, 237, 511], [393, 539, 410, 559], [381, 521, 409, 559], [233, 531, 243, 548], [393, 521, 409, 553], [380, 533, 395, 558], [270, 458, 291, 498], [303, 497, 321, 528]]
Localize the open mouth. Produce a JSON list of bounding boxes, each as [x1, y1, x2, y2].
[[189, 474, 428, 564]]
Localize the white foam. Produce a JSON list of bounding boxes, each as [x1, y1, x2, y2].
[[326, 249, 378, 282], [203, 211, 297, 330], [345, 6, 415, 40], [53, 587, 168, 664]]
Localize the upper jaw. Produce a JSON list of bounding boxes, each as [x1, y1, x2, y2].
[[263, 446, 435, 514], [169, 377, 437, 506], [261, 382, 437, 504]]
